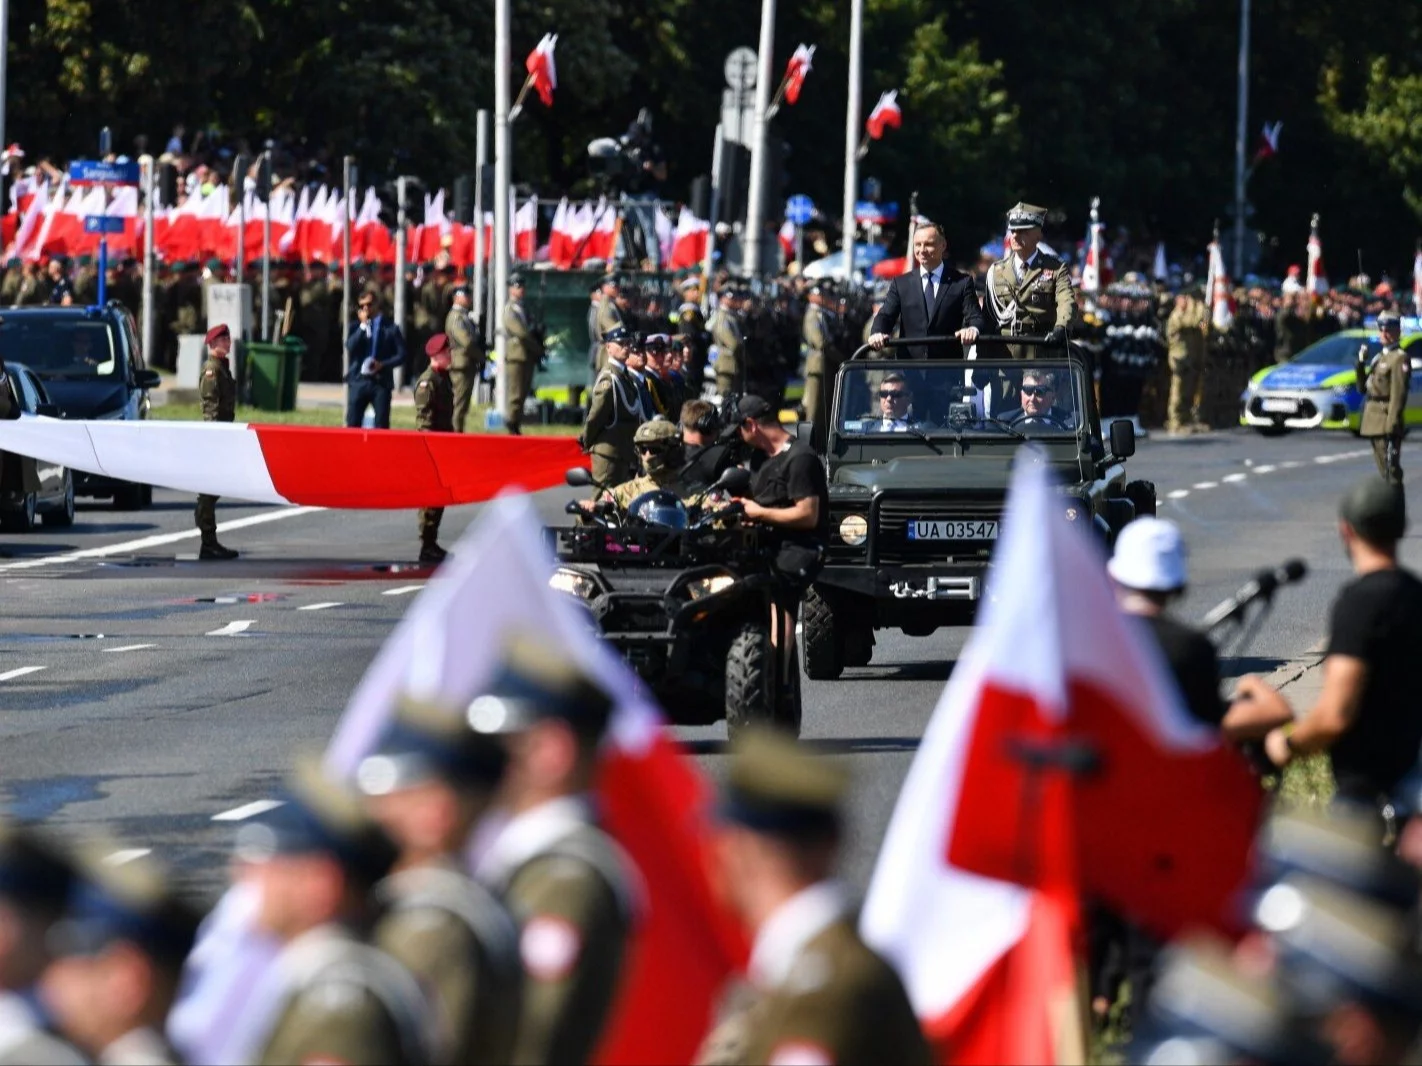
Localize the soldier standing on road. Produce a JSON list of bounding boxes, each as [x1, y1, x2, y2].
[[503, 274, 543, 436], [580, 326, 644, 488], [710, 289, 745, 397], [415, 334, 455, 565], [470, 637, 634, 1066], [985, 203, 1076, 358], [446, 286, 480, 433], [196, 324, 239, 561], [696, 728, 931, 1066], [593, 275, 624, 375], [1165, 288, 1209, 434], [801, 284, 843, 447], [1358, 310, 1409, 484], [358, 699, 522, 1066]]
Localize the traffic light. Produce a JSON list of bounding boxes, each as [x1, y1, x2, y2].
[[453, 174, 473, 222]]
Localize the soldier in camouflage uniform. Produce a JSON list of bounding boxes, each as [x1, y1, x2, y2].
[[359, 699, 521, 1066], [710, 289, 745, 397], [414, 334, 455, 564], [1166, 289, 1209, 433], [445, 286, 480, 432], [471, 637, 633, 1066], [195, 325, 238, 560], [0, 260, 21, 306], [503, 273, 543, 435], [16, 261, 50, 306], [580, 325, 645, 487], [578, 418, 692, 514]]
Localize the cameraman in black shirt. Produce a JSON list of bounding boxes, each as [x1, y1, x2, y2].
[[1264, 480, 1422, 807]]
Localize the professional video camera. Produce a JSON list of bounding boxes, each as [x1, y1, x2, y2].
[[586, 109, 665, 194]]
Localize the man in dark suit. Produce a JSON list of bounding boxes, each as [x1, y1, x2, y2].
[[345, 292, 406, 428], [868, 220, 985, 360]]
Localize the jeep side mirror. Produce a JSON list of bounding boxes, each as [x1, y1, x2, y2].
[[135, 369, 162, 390], [1109, 419, 1136, 459], [715, 466, 752, 497], [565, 467, 593, 488]]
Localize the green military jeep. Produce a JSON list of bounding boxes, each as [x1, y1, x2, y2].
[[801, 343, 1155, 679]]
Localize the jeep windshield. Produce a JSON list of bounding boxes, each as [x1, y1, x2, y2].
[[0, 318, 119, 379], [836, 358, 1086, 439]]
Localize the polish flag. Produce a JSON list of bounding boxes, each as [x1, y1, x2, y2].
[[784, 44, 815, 105], [4, 181, 46, 262], [1412, 245, 1422, 316], [1253, 120, 1282, 165], [566, 201, 597, 267], [654, 207, 675, 267], [301, 185, 329, 263], [321, 189, 347, 264], [26, 183, 63, 263], [1206, 238, 1235, 332], [866, 90, 902, 140], [1306, 215, 1326, 299], [44, 186, 90, 258], [357, 187, 393, 265], [1081, 220, 1103, 295], [108, 185, 141, 259], [862, 456, 1263, 1063], [585, 199, 619, 263], [525, 33, 558, 108], [513, 197, 538, 262], [669, 206, 710, 270], [777, 218, 796, 264], [279, 184, 311, 258], [548, 198, 572, 267], [415, 189, 449, 262]]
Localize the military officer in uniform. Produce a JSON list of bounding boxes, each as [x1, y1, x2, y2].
[[196, 324, 239, 560], [710, 288, 745, 397], [985, 202, 1076, 355], [470, 637, 634, 1066], [446, 286, 480, 433], [593, 275, 625, 374], [676, 301, 710, 395], [697, 728, 931, 1066], [415, 334, 455, 564], [42, 846, 201, 1066], [1358, 310, 1409, 485], [358, 699, 521, 1066], [801, 284, 843, 448], [503, 273, 543, 436], [580, 325, 645, 488], [233, 760, 432, 1066], [1166, 287, 1209, 434]]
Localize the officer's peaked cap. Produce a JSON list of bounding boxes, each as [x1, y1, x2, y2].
[[721, 726, 848, 838], [465, 634, 614, 742], [357, 696, 509, 796], [54, 843, 202, 968], [602, 325, 633, 345], [1006, 202, 1047, 230]]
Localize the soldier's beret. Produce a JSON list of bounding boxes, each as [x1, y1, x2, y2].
[[204, 324, 230, 345], [357, 697, 508, 796], [464, 634, 614, 742], [1340, 478, 1407, 543], [602, 325, 632, 345], [0, 818, 73, 907], [53, 844, 202, 968], [425, 333, 451, 357], [1006, 202, 1048, 230], [721, 726, 848, 838], [633, 418, 678, 446], [1378, 309, 1402, 328], [236, 758, 398, 888], [1255, 805, 1418, 908]]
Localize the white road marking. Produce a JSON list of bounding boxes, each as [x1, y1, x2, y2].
[[101, 643, 156, 653], [0, 665, 45, 681], [0, 506, 325, 572], [1222, 473, 1248, 483], [1166, 489, 1190, 499], [1280, 460, 1303, 469], [1253, 464, 1276, 474], [297, 602, 343, 611], [1192, 481, 1218, 490], [103, 848, 151, 865], [382, 585, 425, 597], [212, 799, 285, 822], [206, 620, 254, 637]]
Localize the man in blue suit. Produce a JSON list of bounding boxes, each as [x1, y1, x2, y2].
[[345, 292, 406, 428]]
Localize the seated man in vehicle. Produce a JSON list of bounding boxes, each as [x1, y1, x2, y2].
[[997, 369, 1076, 429], [580, 418, 696, 512], [865, 373, 927, 433]]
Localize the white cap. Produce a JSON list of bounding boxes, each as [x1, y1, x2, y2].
[[1108, 517, 1188, 592]]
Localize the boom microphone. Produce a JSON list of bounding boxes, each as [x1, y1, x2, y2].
[[1202, 559, 1307, 631]]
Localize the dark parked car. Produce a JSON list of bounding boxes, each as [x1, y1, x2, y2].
[[0, 303, 160, 508], [0, 361, 75, 530]]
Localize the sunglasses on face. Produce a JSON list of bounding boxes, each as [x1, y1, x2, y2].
[[878, 389, 909, 399], [636, 443, 670, 455], [1020, 385, 1053, 396]]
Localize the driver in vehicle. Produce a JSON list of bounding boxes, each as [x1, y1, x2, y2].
[[866, 373, 923, 433], [999, 369, 1075, 428], [580, 418, 698, 512]]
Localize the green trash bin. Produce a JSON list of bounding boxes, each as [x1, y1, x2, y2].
[[245, 337, 306, 412]]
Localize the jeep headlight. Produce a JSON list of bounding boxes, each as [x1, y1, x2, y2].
[[687, 573, 737, 601], [549, 568, 596, 599], [838, 514, 869, 546]]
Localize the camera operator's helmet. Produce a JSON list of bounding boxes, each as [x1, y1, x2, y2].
[[628, 490, 688, 530], [633, 418, 683, 480]]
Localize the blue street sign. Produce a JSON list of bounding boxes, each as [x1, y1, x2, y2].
[[83, 215, 124, 235], [68, 159, 141, 186], [855, 200, 899, 224], [785, 194, 815, 226]]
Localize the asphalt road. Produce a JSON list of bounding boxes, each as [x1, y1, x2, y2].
[[0, 427, 1408, 898]]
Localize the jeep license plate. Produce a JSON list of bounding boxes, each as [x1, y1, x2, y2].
[[1260, 397, 1298, 414], [907, 520, 999, 541]]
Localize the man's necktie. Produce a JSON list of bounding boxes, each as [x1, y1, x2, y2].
[[924, 272, 935, 310]]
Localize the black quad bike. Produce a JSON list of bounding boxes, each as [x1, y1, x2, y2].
[[547, 467, 803, 738]]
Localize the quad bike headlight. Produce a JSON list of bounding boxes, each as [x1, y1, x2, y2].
[[838, 514, 869, 546], [686, 573, 738, 601], [549, 568, 597, 599]]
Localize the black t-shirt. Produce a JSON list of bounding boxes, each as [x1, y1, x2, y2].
[[1325, 568, 1422, 799], [750, 439, 830, 544], [1144, 614, 1225, 727]]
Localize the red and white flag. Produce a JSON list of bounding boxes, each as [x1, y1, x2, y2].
[[1253, 120, 1282, 164], [866, 90, 902, 140], [669, 206, 710, 270], [1206, 238, 1235, 331], [1081, 225, 1103, 295], [1413, 246, 1422, 315], [862, 455, 1263, 1063], [1306, 215, 1326, 300], [548, 198, 572, 267], [777, 218, 796, 264], [513, 197, 538, 262], [585, 199, 619, 263], [525, 33, 558, 108], [784, 44, 815, 105]]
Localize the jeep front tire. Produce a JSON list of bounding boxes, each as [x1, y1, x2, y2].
[[800, 585, 844, 680]]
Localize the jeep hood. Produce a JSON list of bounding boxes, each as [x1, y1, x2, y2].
[[830, 454, 1086, 493]]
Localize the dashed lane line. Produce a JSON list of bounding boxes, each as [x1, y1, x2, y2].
[[382, 585, 425, 597], [0, 666, 45, 681], [206, 620, 255, 637], [1192, 481, 1218, 490], [0, 506, 325, 572], [1221, 473, 1248, 483], [101, 644, 156, 653], [212, 799, 285, 822], [1166, 489, 1190, 500], [297, 602, 343, 611], [103, 848, 152, 865], [1253, 464, 1277, 474], [1163, 446, 1373, 507]]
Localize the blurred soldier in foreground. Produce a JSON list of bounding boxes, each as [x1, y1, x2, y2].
[[580, 326, 645, 488], [359, 700, 521, 1066], [414, 334, 455, 565], [235, 761, 431, 1065], [446, 286, 480, 433], [0, 822, 85, 1065], [697, 728, 930, 1066], [196, 324, 239, 560], [470, 638, 633, 1066], [1358, 310, 1408, 485], [503, 273, 543, 436], [41, 848, 201, 1066]]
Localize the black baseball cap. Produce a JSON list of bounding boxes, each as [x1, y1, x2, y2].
[[736, 395, 774, 423]]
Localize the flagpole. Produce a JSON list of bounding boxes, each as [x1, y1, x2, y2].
[[493, 0, 512, 428], [1232, 0, 1250, 278], [841, 0, 863, 282], [341, 157, 353, 391], [473, 109, 488, 366], [742, 0, 776, 278], [702, 123, 723, 315], [509, 74, 535, 124]]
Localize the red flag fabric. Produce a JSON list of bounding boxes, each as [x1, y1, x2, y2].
[[670, 207, 710, 269], [866, 90, 902, 140], [513, 198, 538, 262], [1306, 216, 1326, 301], [777, 218, 795, 263], [1253, 120, 1282, 164], [784, 44, 815, 105], [525, 33, 558, 108], [1207, 239, 1235, 331]]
